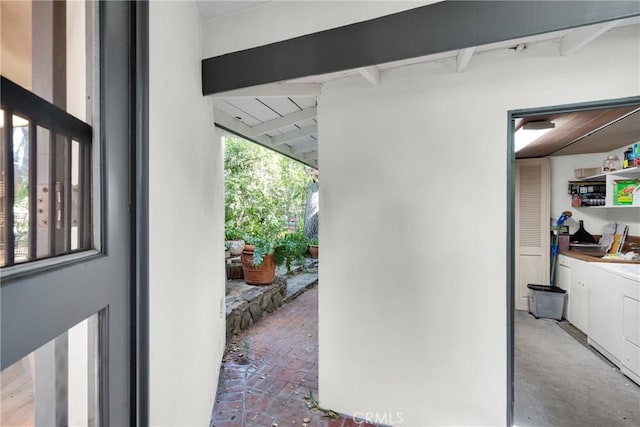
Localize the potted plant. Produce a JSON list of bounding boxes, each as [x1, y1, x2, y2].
[[308, 238, 319, 259], [225, 224, 245, 256], [224, 242, 231, 258], [242, 230, 308, 285]]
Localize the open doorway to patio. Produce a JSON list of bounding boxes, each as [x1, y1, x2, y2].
[[212, 133, 326, 425]]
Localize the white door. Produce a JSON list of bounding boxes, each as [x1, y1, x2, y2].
[[515, 158, 550, 311]]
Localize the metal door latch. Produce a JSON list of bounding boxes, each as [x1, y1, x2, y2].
[[37, 185, 50, 226]]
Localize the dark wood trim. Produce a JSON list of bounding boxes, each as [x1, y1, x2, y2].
[[202, 0, 640, 95], [132, 1, 149, 426], [52, 0, 66, 109], [506, 114, 516, 427], [506, 95, 640, 426], [1, 77, 92, 141]]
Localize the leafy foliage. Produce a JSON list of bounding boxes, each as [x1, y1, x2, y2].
[[245, 235, 275, 267], [224, 224, 245, 241], [224, 137, 312, 238], [225, 137, 313, 271], [246, 231, 308, 271], [273, 231, 309, 272]]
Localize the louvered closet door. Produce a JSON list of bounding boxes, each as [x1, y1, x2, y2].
[[515, 158, 550, 311]]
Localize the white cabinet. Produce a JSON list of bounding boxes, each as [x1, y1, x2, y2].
[[568, 258, 590, 334], [588, 263, 640, 384], [587, 264, 640, 383], [588, 266, 623, 365], [620, 268, 640, 384], [556, 255, 571, 320], [622, 296, 640, 384]]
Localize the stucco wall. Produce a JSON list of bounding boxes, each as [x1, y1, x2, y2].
[[202, 0, 434, 58], [317, 25, 639, 425], [149, 2, 225, 425]]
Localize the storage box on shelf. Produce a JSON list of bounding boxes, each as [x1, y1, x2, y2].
[[569, 166, 640, 208]]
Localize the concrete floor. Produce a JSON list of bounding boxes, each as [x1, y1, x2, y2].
[[515, 310, 640, 427]]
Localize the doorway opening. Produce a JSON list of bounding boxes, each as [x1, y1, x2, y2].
[[211, 132, 324, 424], [508, 97, 640, 426]]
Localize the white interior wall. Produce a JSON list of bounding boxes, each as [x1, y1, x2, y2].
[[202, 0, 435, 58], [149, 2, 225, 425], [318, 26, 639, 424], [550, 153, 609, 234]]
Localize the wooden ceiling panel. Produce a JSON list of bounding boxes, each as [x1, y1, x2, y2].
[[516, 106, 639, 158], [553, 109, 640, 156]]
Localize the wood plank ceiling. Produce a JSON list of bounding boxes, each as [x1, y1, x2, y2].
[[516, 107, 640, 159], [208, 13, 640, 168]]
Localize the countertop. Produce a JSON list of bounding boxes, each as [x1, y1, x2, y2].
[[590, 262, 640, 281], [559, 250, 640, 265]]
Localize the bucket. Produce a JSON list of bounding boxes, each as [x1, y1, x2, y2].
[[527, 284, 566, 320]]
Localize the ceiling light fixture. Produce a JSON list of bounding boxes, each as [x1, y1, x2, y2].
[[515, 120, 555, 152]]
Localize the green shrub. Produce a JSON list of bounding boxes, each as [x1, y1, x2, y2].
[[224, 137, 312, 240], [246, 230, 308, 272]]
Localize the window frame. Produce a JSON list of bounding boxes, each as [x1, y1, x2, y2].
[[0, 0, 102, 279]]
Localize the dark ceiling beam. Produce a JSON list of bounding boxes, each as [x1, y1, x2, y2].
[[202, 1, 640, 95]]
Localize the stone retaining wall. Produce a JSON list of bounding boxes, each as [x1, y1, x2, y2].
[[225, 275, 286, 337]]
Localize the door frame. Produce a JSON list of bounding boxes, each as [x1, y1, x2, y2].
[[132, 1, 150, 425], [506, 95, 640, 426], [0, 1, 149, 425]]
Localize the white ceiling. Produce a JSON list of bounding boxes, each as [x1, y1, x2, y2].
[[210, 16, 640, 169]]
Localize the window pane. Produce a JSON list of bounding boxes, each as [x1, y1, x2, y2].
[[0, 0, 96, 267], [0, 311, 100, 426], [0, 0, 94, 124], [71, 140, 80, 251], [13, 115, 29, 263]]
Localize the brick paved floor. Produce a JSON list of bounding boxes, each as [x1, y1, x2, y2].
[[210, 286, 377, 427]]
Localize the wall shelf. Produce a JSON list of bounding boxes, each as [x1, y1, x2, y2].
[[580, 166, 640, 181], [587, 205, 639, 209], [571, 167, 640, 208]]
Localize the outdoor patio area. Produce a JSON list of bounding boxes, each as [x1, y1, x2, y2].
[[225, 259, 319, 338], [212, 283, 383, 427]]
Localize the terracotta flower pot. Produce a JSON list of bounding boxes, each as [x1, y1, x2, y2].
[[309, 245, 319, 259], [241, 246, 276, 285]]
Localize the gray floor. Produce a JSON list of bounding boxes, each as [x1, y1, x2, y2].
[[515, 310, 640, 427]]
